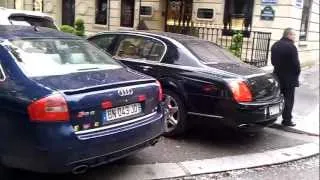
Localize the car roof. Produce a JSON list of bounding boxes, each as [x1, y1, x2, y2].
[[91, 30, 199, 43], [0, 7, 54, 20], [0, 25, 82, 41]]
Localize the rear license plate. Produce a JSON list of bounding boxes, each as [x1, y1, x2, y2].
[[269, 104, 280, 115], [105, 103, 142, 121]]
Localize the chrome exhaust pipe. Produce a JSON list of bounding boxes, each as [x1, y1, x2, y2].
[[72, 164, 89, 175], [238, 124, 250, 129]]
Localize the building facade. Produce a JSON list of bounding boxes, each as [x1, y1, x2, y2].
[[1, 0, 318, 66]]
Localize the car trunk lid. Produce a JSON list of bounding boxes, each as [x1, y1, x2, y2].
[[31, 68, 160, 132]]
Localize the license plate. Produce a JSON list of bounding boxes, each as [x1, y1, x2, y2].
[[105, 103, 142, 121], [269, 104, 280, 115]]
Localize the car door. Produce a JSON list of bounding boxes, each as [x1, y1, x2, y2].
[[112, 34, 167, 78]]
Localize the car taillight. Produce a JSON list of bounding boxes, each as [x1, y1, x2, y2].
[[156, 80, 163, 101], [28, 94, 70, 122], [228, 80, 253, 102]]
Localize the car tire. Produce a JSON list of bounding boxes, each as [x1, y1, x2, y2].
[[163, 90, 187, 137]]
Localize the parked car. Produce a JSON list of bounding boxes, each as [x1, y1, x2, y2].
[[0, 26, 164, 174], [0, 7, 58, 29], [88, 31, 284, 136]]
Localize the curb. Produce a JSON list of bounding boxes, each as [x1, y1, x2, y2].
[[100, 143, 319, 180], [270, 123, 319, 137]]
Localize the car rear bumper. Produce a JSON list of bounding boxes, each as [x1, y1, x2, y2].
[[189, 96, 284, 131], [2, 112, 164, 173], [224, 96, 284, 131]]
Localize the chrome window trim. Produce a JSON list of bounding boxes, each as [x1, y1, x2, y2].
[[0, 63, 6, 82], [106, 32, 168, 63], [188, 112, 223, 119], [75, 112, 158, 135]]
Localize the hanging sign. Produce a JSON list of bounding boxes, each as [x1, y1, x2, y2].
[[260, 6, 275, 20], [261, 0, 278, 5]]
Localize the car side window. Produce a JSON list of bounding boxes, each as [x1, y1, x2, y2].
[[115, 35, 165, 62], [89, 35, 116, 54]]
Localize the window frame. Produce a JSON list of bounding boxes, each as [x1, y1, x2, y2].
[[223, 0, 254, 37], [140, 6, 153, 17], [95, 0, 108, 25], [113, 34, 167, 64], [196, 8, 215, 20], [299, 0, 312, 41]]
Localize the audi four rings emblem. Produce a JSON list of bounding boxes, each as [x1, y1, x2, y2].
[[118, 88, 134, 96]]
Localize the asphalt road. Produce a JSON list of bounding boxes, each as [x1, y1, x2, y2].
[[165, 155, 319, 180]]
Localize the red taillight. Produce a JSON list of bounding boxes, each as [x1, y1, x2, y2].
[[228, 80, 253, 102], [156, 80, 163, 101], [28, 94, 70, 122]]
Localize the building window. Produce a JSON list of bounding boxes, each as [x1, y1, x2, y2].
[[140, 6, 153, 17], [197, 8, 214, 19], [299, 0, 312, 41], [33, 0, 43, 11], [95, 0, 108, 25], [223, 0, 254, 37]]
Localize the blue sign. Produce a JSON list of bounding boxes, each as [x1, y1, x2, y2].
[[261, 6, 275, 21], [295, 0, 304, 8], [261, 0, 278, 4]]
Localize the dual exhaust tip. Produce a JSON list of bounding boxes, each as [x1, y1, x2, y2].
[[71, 137, 161, 175]]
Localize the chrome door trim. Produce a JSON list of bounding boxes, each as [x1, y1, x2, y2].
[[0, 63, 6, 82], [188, 112, 223, 119]]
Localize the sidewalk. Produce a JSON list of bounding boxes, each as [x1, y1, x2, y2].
[[268, 63, 319, 136]]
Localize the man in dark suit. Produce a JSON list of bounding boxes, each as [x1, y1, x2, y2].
[[271, 28, 301, 126]]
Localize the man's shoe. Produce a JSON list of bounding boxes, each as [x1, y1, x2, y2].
[[281, 121, 296, 127]]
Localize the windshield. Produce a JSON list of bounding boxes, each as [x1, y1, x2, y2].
[[9, 39, 122, 77], [183, 40, 241, 64], [8, 15, 57, 29]]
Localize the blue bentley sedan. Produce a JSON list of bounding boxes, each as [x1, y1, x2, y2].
[[0, 26, 164, 174]]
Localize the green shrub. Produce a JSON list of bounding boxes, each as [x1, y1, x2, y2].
[[60, 25, 75, 34], [74, 18, 85, 36], [229, 31, 243, 58]]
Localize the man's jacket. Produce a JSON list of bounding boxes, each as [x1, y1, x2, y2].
[[271, 37, 301, 87]]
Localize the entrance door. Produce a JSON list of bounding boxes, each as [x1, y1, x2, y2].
[[165, 0, 192, 31], [62, 0, 75, 26], [121, 0, 135, 27]]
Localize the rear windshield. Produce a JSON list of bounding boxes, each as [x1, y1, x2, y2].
[[8, 15, 57, 29], [9, 39, 122, 77], [183, 40, 240, 63]]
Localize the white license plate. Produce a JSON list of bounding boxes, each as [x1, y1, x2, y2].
[[269, 105, 280, 115], [106, 103, 142, 121]]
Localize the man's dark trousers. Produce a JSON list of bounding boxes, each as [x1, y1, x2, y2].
[[280, 85, 295, 122]]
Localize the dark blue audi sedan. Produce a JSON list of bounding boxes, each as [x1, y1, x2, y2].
[[0, 26, 164, 174]]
